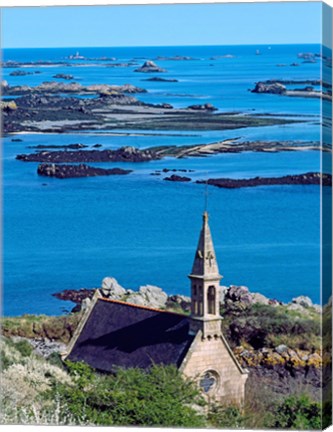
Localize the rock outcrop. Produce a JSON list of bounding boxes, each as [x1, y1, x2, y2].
[[292, 295, 313, 308], [9, 70, 35, 76], [251, 79, 330, 100], [99, 278, 168, 309], [143, 77, 178, 82], [134, 60, 166, 73], [251, 82, 287, 95], [187, 103, 218, 111], [164, 174, 191, 182], [100, 277, 127, 299], [1, 100, 17, 112], [126, 285, 168, 309], [53, 74, 74, 80]]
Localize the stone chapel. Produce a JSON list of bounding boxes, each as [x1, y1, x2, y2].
[[64, 211, 248, 405]]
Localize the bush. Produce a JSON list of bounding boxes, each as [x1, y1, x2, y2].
[[207, 404, 245, 428], [12, 340, 34, 357], [51, 361, 206, 427], [265, 394, 321, 429]]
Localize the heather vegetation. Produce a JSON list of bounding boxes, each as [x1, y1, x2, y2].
[[222, 303, 321, 352], [0, 335, 323, 428]]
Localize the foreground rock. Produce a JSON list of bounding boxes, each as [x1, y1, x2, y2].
[[134, 60, 166, 73], [100, 277, 168, 308], [126, 286, 168, 308], [17, 146, 158, 163], [101, 277, 127, 298], [37, 163, 132, 179], [197, 172, 332, 188]]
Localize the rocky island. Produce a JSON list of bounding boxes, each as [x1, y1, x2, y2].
[[37, 164, 132, 179], [17, 146, 157, 163], [16, 139, 322, 167], [134, 60, 166, 73], [196, 172, 332, 188], [251, 79, 332, 100], [2, 77, 306, 135], [142, 77, 179, 82]]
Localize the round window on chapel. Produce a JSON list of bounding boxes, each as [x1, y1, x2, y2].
[[199, 370, 219, 393]]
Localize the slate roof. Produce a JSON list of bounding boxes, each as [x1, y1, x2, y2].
[[67, 298, 194, 373]]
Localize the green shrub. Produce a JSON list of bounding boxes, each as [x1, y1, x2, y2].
[[207, 404, 245, 428], [51, 361, 206, 427], [13, 340, 33, 357], [265, 394, 321, 430]]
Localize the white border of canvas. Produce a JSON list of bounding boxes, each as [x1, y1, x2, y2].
[[0, 1, 332, 432]]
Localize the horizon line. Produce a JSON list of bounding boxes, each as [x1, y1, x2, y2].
[[4, 42, 321, 50]]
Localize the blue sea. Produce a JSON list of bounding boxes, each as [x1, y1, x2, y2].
[[2, 44, 329, 315]]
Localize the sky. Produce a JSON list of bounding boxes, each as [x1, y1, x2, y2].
[[1, 2, 322, 48]]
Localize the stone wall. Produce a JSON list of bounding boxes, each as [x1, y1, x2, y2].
[[180, 331, 248, 406]]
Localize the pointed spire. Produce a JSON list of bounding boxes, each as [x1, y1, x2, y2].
[[190, 211, 221, 279]]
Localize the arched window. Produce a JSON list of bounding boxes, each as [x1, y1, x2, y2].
[[199, 370, 219, 394], [208, 286, 216, 314], [193, 285, 197, 297]]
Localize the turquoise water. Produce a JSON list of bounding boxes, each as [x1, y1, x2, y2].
[[2, 45, 326, 315]]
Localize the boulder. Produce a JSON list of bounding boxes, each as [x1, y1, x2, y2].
[[251, 292, 270, 305], [138, 285, 168, 308], [134, 60, 166, 73], [101, 277, 126, 299], [125, 293, 147, 306], [275, 344, 289, 354], [286, 303, 304, 312], [225, 285, 253, 305], [81, 297, 92, 311], [292, 295, 313, 308], [167, 294, 191, 312]]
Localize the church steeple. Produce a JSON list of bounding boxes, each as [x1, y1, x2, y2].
[[189, 211, 223, 338], [190, 211, 221, 280]]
